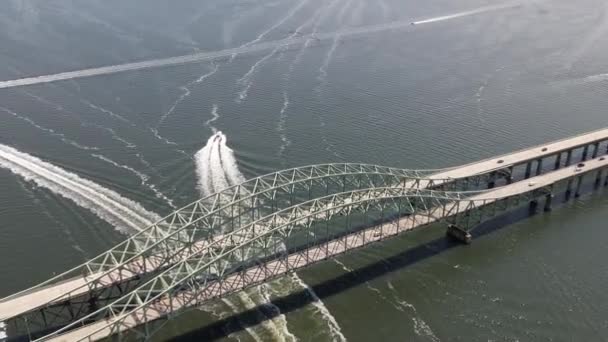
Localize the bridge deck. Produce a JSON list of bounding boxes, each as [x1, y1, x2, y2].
[[47, 154, 608, 342], [428, 127, 608, 180], [2, 128, 607, 331]]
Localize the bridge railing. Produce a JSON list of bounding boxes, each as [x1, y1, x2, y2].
[[42, 186, 493, 341], [4, 164, 465, 335]]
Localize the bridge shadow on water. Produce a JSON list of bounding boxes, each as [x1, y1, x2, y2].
[[171, 186, 603, 341]]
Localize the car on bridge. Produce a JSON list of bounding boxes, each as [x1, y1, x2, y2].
[[575, 163, 585, 172]]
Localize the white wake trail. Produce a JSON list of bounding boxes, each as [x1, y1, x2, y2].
[[237, 0, 311, 50], [386, 281, 440, 341], [212, 134, 346, 342], [583, 73, 608, 83], [81, 99, 132, 124], [90, 125, 137, 149], [91, 154, 176, 209], [16, 92, 176, 195], [149, 127, 179, 146], [316, 0, 355, 91], [217, 133, 246, 186], [412, 2, 519, 25], [209, 136, 231, 192], [194, 135, 215, 196], [277, 0, 342, 159], [195, 132, 294, 341], [0, 144, 161, 234], [290, 274, 347, 342], [204, 104, 221, 132], [157, 63, 219, 128], [315, 0, 355, 159], [196, 132, 243, 195], [236, 1, 333, 102], [277, 92, 291, 159], [1, 107, 100, 151], [24, 91, 64, 111], [0, 3, 520, 90]]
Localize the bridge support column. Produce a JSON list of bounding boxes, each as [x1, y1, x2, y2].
[[565, 178, 574, 200], [529, 199, 539, 213], [595, 169, 603, 189], [446, 224, 472, 244], [592, 142, 600, 159], [544, 193, 554, 212], [565, 150, 573, 166], [488, 171, 496, 189], [582, 145, 589, 161], [507, 166, 514, 184], [574, 175, 584, 198], [554, 153, 562, 170], [535, 158, 543, 176], [525, 162, 533, 179], [605, 168, 608, 187]]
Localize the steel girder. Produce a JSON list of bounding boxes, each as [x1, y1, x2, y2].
[[3, 164, 450, 338], [41, 186, 491, 341]]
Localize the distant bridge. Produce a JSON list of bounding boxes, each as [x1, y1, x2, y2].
[[2, 128, 608, 341]]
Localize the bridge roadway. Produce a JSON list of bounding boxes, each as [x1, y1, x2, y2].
[[45, 152, 608, 341], [1, 127, 607, 340], [419, 127, 608, 185]]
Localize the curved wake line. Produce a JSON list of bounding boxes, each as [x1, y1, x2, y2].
[[316, 0, 355, 93], [244, 0, 311, 49], [157, 63, 219, 129], [236, 0, 328, 102], [1, 106, 100, 151], [276, 0, 341, 158], [0, 144, 161, 234], [0, 2, 520, 90], [290, 274, 347, 342], [204, 104, 220, 132], [277, 92, 291, 159], [82, 99, 132, 124], [91, 154, 176, 209]]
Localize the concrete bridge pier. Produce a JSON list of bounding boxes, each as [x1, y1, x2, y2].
[[529, 199, 539, 213], [565, 178, 574, 200], [488, 171, 497, 189], [581, 145, 589, 161], [535, 159, 543, 176], [574, 175, 584, 198], [605, 169, 608, 187], [525, 162, 533, 179], [592, 142, 600, 159], [446, 224, 472, 244], [554, 153, 562, 170], [594, 169, 603, 189], [506, 166, 514, 184], [565, 150, 573, 166], [544, 193, 554, 212]]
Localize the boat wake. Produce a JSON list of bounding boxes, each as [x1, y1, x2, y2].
[[157, 62, 219, 129], [0, 3, 520, 90], [0, 144, 161, 234], [194, 131, 348, 341], [411, 2, 520, 25]]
